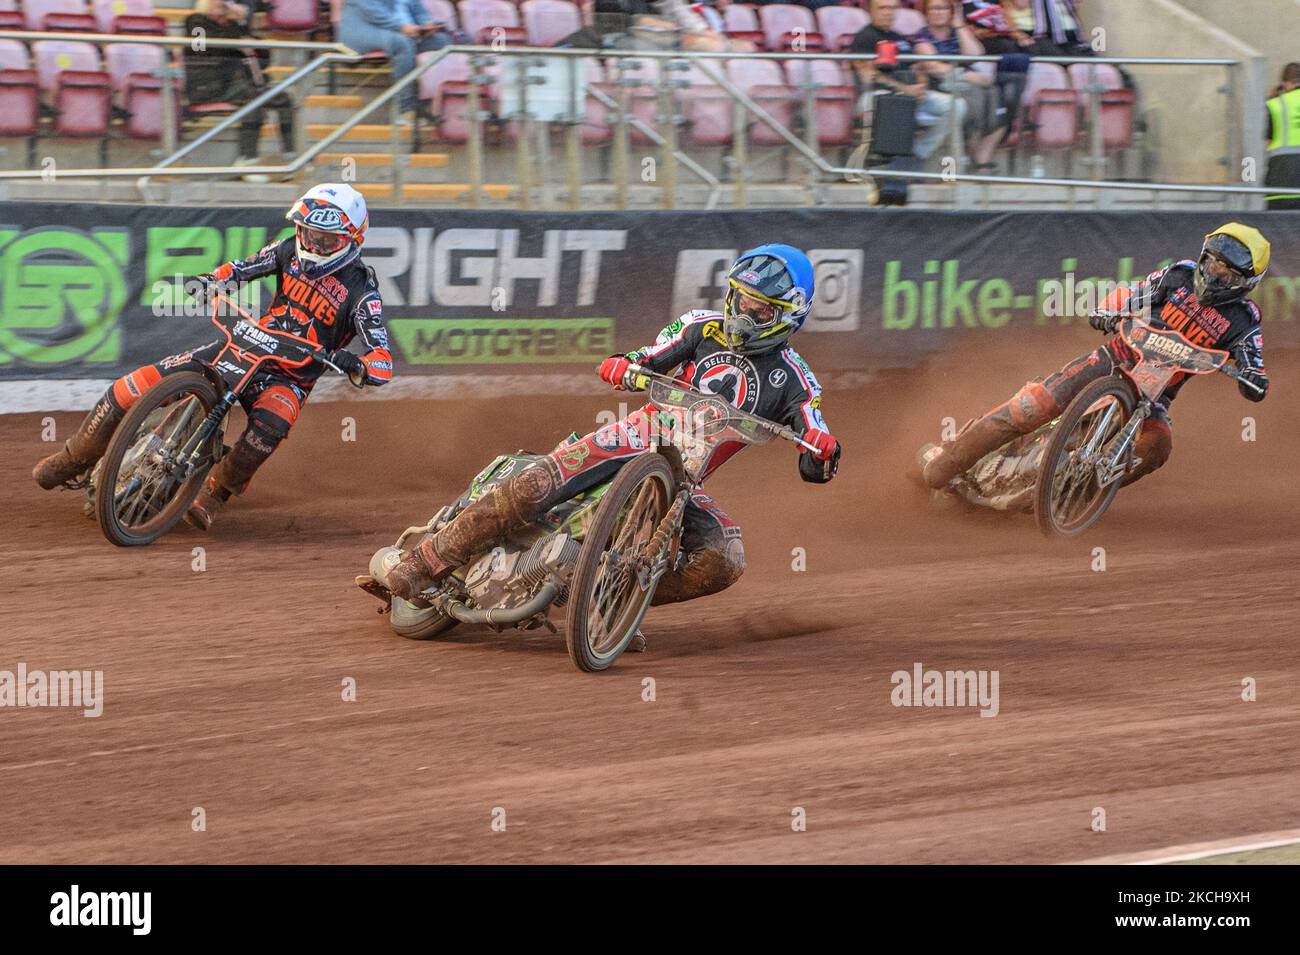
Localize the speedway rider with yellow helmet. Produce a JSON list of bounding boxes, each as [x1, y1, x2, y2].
[[33, 184, 392, 530], [922, 223, 1271, 490], [381, 244, 841, 629]]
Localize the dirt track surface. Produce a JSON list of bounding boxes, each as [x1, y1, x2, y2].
[[2, 335, 1298, 864]]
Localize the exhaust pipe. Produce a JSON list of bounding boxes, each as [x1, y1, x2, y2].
[[369, 546, 560, 626]]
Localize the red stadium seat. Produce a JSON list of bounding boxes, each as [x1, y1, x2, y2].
[[1068, 63, 1135, 150], [681, 63, 731, 147], [726, 59, 794, 146], [722, 3, 766, 50], [614, 58, 669, 146], [758, 4, 823, 53], [520, 0, 581, 47], [0, 0, 24, 29], [815, 6, 869, 52], [0, 40, 39, 162], [26, 0, 99, 33], [92, 0, 166, 34], [54, 69, 112, 137], [104, 42, 164, 101], [458, 0, 522, 45], [265, 0, 320, 32], [784, 58, 855, 146]]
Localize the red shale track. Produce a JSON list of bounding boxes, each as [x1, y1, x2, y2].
[[2, 335, 1298, 863]]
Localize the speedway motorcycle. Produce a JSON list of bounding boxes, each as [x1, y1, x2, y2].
[[357, 363, 819, 672], [83, 291, 362, 546], [918, 315, 1264, 537]]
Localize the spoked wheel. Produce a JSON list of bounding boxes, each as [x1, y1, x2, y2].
[[96, 372, 222, 546], [565, 453, 677, 672], [1034, 376, 1136, 537]]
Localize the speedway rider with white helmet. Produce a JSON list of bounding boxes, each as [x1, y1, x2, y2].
[[383, 244, 841, 631], [33, 184, 392, 530]]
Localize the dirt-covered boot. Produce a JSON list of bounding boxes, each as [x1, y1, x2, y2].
[[32, 398, 123, 490]]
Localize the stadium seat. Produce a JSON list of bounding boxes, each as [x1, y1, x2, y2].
[[418, 50, 500, 143], [722, 3, 766, 51], [681, 62, 732, 147], [25, 0, 99, 33], [892, 7, 925, 36], [604, 58, 661, 146], [520, 0, 580, 47], [54, 70, 112, 138], [1068, 62, 1135, 149], [814, 6, 869, 52], [784, 58, 855, 146], [93, 0, 167, 35], [758, 4, 824, 53], [0, 0, 24, 29], [580, 59, 611, 145], [457, 0, 526, 46], [1005, 63, 1078, 171], [726, 59, 794, 146], [104, 42, 164, 98], [0, 40, 39, 162], [422, 0, 458, 30], [265, 0, 321, 32], [33, 40, 102, 90]]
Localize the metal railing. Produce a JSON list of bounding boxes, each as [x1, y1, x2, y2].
[[0, 34, 1275, 209]]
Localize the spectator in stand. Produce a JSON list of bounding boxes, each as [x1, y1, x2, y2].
[[184, 0, 295, 183], [337, 0, 451, 121], [1266, 63, 1300, 210], [913, 0, 1004, 170], [851, 0, 966, 162], [974, 0, 1088, 56], [654, 0, 755, 51], [1028, 0, 1091, 55]]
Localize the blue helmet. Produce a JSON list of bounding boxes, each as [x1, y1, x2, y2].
[[723, 244, 815, 354]]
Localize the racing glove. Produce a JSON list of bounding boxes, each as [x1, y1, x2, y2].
[[1233, 348, 1269, 402], [1088, 309, 1122, 334], [327, 348, 367, 384], [804, 428, 839, 461], [598, 354, 634, 390]]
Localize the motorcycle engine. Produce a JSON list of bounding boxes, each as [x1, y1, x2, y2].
[[460, 532, 582, 611]]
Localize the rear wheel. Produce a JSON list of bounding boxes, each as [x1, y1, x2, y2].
[[1034, 376, 1136, 537], [96, 372, 222, 547], [565, 453, 676, 672]]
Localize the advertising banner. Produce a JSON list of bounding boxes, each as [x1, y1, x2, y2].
[[2, 205, 1297, 383]]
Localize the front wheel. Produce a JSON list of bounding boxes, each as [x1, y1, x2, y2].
[[96, 372, 222, 546], [1034, 375, 1136, 537], [565, 452, 676, 672]]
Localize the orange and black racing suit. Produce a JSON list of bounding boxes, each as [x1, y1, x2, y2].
[[61, 237, 392, 499], [923, 260, 1268, 489]]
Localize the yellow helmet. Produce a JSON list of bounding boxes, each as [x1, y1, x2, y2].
[[1195, 223, 1270, 306]]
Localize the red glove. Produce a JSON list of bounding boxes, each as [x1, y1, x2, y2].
[[803, 428, 838, 461], [598, 355, 632, 390]]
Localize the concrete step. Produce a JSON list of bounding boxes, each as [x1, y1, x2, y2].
[[306, 123, 412, 144]]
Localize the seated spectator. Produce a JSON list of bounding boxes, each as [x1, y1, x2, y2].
[[978, 0, 1088, 56], [1028, 0, 1092, 55], [914, 0, 1005, 170], [851, 0, 966, 162], [653, 0, 755, 51], [337, 0, 451, 120], [184, 0, 295, 182]]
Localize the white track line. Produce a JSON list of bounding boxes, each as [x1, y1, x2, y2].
[[1072, 828, 1300, 865]]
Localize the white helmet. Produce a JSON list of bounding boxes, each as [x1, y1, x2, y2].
[[285, 183, 369, 279]]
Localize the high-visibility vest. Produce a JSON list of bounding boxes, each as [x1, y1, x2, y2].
[[1266, 87, 1300, 202], [1267, 87, 1300, 156]]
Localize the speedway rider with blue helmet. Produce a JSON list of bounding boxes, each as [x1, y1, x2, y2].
[[383, 244, 841, 630], [33, 184, 392, 530]]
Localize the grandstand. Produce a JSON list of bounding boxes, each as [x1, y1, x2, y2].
[[0, 0, 1291, 208]]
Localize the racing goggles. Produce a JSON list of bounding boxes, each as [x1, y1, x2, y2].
[[296, 223, 351, 257], [725, 280, 789, 328]]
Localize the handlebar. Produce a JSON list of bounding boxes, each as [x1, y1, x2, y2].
[[202, 285, 366, 389], [623, 362, 822, 455]]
